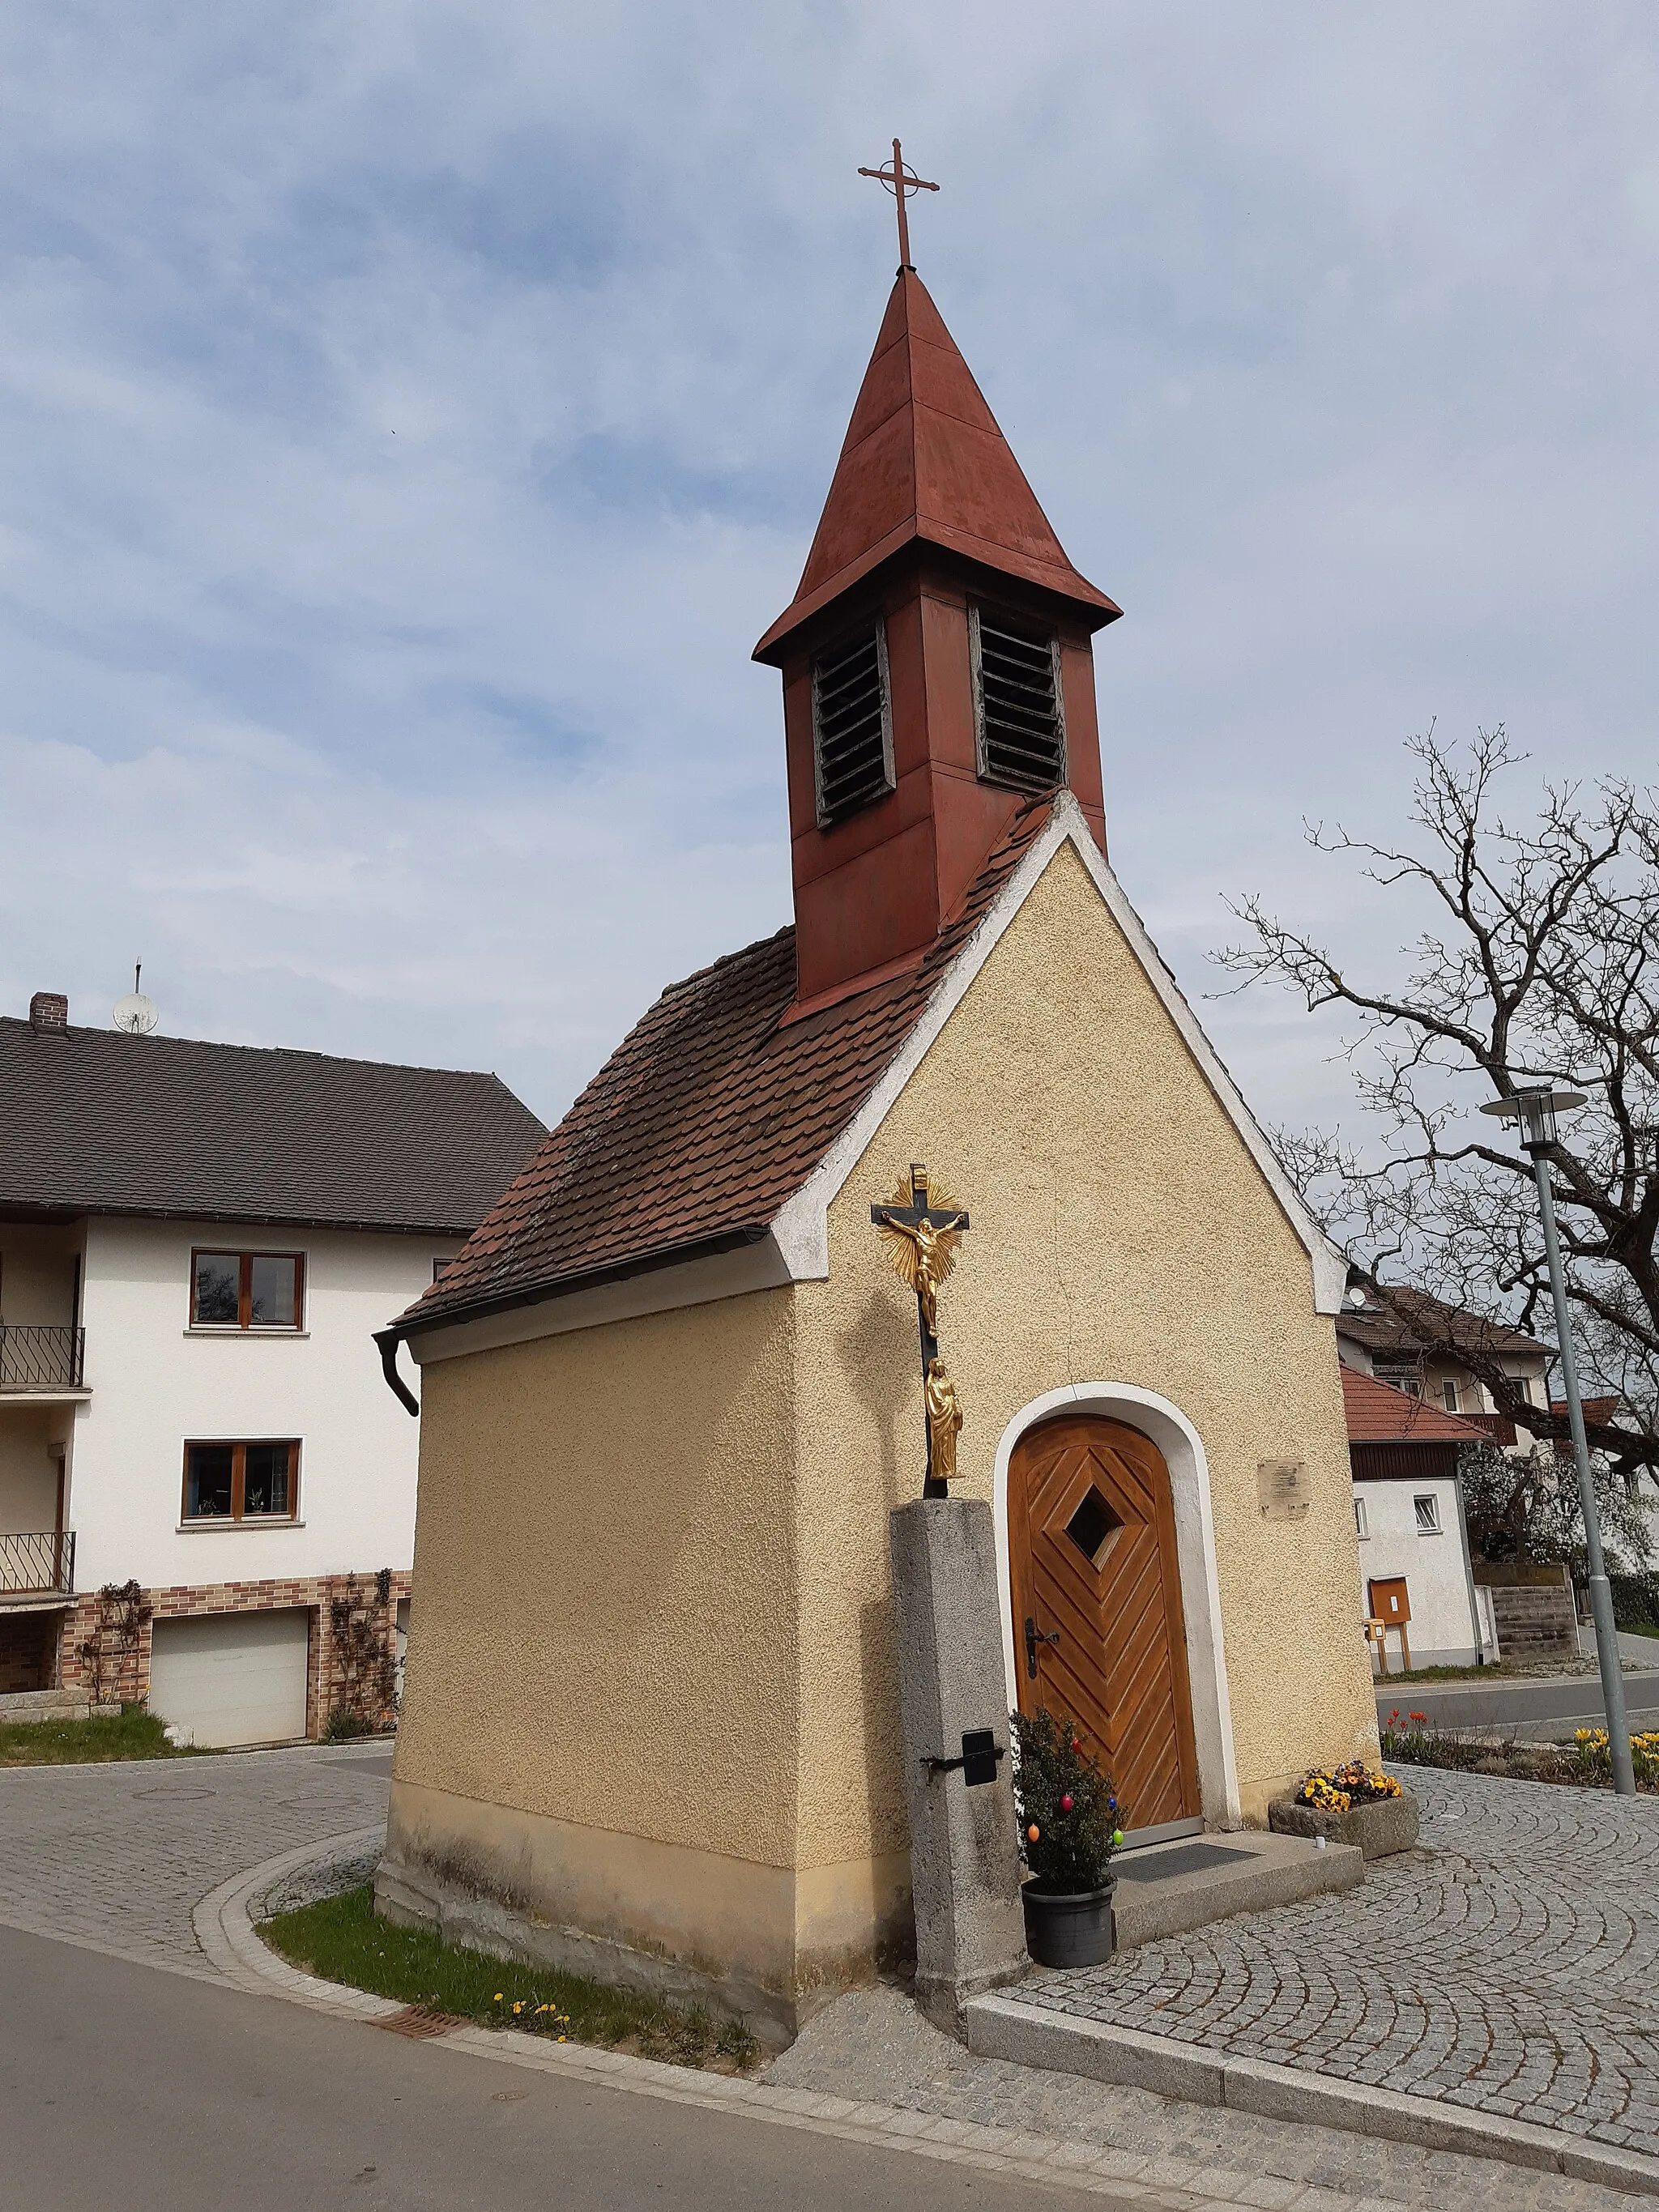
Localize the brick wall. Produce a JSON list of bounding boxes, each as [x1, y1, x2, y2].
[[58, 1570, 412, 1738]]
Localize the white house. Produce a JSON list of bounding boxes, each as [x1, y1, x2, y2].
[[1341, 1368, 1496, 1671], [0, 989, 541, 1746]]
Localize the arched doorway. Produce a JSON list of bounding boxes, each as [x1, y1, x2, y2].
[[1008, 1413, 1202, 1834]]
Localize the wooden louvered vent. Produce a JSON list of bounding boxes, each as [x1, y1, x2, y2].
[[972, 610, 1066, 793], [812, 623, 893, 828]]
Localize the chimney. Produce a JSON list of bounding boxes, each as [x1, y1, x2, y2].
[[29, 991, 69, 1036]]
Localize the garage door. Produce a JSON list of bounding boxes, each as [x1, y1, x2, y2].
[[148, 1610, 309, 1749]]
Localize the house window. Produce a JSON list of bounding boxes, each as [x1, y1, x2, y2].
[[191, 1250, 304, 1331], [1441, 1379, 1460, 1413], [182, 1440, 299, 1522], [1354, 1495, 1370, 1540], [1414, 1493, 1441, 1535], [970, 607, 1066, 793], [811, 621, 894, 828], [1375, 1364, 1422, 1398]]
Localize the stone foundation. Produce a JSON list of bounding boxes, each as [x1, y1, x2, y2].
[[378, 1775, 915, 2051]]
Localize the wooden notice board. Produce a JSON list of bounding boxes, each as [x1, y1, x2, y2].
[[1368, 1576, 1411, 1626]]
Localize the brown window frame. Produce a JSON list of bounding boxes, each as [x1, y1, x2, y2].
[[190, 1248, 305, 1332], [181, 1438, 301, 1524]]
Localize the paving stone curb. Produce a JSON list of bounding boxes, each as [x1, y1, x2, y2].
[[965, 1994, 1659, 2201], [195, 1835, 1277, 2210]]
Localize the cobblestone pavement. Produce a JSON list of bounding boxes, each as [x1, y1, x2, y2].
[[1021, 1769, 1659, 2159], [0, 1742, 390, 1982], [767, 1984, 1632, 2212]]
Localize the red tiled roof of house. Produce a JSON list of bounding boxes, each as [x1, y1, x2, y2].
[[1552, 1396, 1622, 1426], [400, 799, 1056, 1333], [1341, 1367, 1489, 1444]]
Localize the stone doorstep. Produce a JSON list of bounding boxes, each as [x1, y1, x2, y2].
[[1109, 1829, 1363, 1950], [962, 1994, 1659, 2201]]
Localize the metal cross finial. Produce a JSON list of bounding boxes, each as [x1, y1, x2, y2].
[[858, 139, 939, 271]]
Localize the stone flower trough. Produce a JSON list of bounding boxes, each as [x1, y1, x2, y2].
[[1268, 1788, 1420, 1859]]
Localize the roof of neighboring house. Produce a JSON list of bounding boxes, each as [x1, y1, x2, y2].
[[1553, 1396, 1623, 1426], [0, 1018, 544, 1236], [1341, 1368, 1490, 1445], [1336, 1282, 1545, 1364], [403, 799, 1056, 1332]]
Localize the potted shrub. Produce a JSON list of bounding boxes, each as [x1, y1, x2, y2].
[[1268, 1759, 1419, 1858], [1012, 1707, 1126, 1969]]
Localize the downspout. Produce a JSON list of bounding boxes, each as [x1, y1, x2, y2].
[[373, 1326, 420, 1417]]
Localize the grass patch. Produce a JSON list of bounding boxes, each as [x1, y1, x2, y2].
[[260, 1884, 761, 2073], [1380, 1713, 1659, 1791], [1375, 1662, 1521, 1683], [0, 1703, 203, 1767]]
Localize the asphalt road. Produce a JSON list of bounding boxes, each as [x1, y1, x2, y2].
[[0, 1921, 1115, 2212], [1375, 1666, 1659, 1740]]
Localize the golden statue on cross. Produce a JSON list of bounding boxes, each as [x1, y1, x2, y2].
[[872, 1164, 970, 1497]]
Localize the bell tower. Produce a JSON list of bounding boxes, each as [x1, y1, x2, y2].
[[754, 262, 1121, 1012]]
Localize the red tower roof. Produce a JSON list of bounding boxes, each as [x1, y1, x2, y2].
[[754, 270, 1120, 663]]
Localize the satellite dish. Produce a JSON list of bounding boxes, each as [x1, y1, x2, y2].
[[113, 961, 159, 1037]]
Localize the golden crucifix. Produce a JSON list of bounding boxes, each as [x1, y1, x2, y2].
[[872, 1163, 969, 1496], [857, 139, 940, 271]]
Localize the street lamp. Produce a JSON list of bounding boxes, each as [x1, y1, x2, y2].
[[1478, 1085, 1636, 1797]]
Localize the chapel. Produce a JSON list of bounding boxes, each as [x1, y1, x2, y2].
[[376, 233, 1378, 2044]]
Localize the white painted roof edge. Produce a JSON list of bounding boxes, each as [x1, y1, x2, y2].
[[772, 789, 1348, 1317]]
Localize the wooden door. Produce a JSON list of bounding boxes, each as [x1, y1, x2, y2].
[[1009, 1415, 1201, 1832]]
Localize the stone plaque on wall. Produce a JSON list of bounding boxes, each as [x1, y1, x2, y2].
[[1257, 1459, 1311, 1519]]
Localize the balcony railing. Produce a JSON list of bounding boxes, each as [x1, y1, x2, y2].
[[0, 1325, 86, 1392], [1461, 1410, 1518, 1447], [0, 1530, 76, 1599]]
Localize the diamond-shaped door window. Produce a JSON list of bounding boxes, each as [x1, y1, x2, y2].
[[1064, 1486, 1123, 1567]]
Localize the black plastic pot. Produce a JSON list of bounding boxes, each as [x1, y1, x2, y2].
[[1021, 1877, 1116, 1969]]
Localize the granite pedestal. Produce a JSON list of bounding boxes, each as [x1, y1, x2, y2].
[[889, 1496, 1029, 2035]]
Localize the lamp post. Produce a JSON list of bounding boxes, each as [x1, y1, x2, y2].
[[1478, 1086, 1636, 1797]]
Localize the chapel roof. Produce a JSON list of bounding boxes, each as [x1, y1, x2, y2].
[[398, 799, 1056, 1333], [1341, 1367, 1488, 1445], [753, 270, 1120, 663], [0, 1016, 544, 1236]]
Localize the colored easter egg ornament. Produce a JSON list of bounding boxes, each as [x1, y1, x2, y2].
[[1060, 1793, 1073, 1813]]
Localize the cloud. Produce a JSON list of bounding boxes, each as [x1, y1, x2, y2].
[[1, 2, 1655, 1136]]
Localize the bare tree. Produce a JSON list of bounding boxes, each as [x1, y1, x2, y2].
[[1217, 727, 1659, 1498]]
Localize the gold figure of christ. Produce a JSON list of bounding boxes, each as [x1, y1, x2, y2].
[[874, 1170, 965, 1339]]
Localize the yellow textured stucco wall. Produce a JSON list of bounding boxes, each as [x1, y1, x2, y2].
[[792, 839, 1377, 1855], [394, 1289, 799, 1858]]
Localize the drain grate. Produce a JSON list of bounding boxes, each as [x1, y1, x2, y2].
[[1115, 1842, 1255, 1883], [377, 2005, 459, 2039]]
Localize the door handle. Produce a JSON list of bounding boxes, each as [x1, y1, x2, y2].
[[1024, 1616, 1060, 1680]]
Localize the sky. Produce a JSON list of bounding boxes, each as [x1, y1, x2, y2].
[[2, 3, 1656, 1140]]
